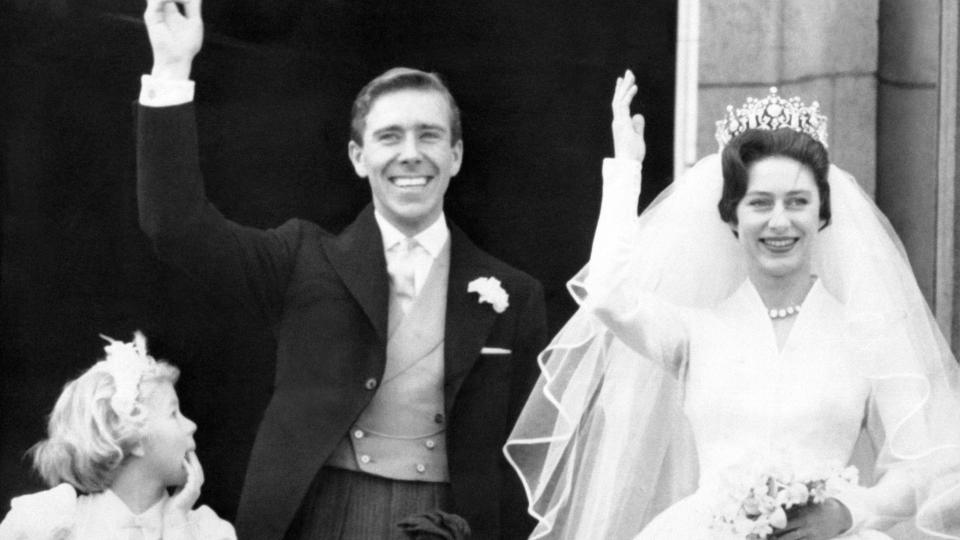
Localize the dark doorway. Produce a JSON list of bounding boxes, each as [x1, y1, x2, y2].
[[1, 0, 676, 522]]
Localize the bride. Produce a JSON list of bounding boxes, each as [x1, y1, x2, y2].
[[505, 71, 960, 539]]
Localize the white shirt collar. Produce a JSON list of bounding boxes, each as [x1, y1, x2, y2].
[[374, 211, 450, 259], [87, 489, 166, 538]]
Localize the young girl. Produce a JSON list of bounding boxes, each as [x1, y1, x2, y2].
[[0, 332, 236, 540]]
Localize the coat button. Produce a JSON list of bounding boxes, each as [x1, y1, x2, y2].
[[434, 413, 444, 424], [425, 439, 436, 450], [415, 464, 426, 473], [359, 454, 371, 464], [364, 378, 378, 390], [353, 429, 365, 439]]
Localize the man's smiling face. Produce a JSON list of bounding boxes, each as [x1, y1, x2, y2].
[[349, 88, 463, 236]]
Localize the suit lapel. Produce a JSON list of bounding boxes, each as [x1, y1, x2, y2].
[[444, 224, 499, 416], [323, 212, 498, 413], [321, 205, 389, 341]]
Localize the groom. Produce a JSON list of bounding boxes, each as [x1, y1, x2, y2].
[[136, 0, 547, 538]]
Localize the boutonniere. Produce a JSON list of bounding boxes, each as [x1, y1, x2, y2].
[[468, 276, 510, 314]]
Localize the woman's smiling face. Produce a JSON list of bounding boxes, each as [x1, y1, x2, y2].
[[734, 156, 823, 280]]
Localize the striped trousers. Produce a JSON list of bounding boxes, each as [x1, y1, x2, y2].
[[285, 466, 452, 540]]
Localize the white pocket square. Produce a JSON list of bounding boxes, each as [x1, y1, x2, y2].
[[480, 347, 512, 355]]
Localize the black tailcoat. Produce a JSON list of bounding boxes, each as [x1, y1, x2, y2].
[[137, 104, 547, 539]]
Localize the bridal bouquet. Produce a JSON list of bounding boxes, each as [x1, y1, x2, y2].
[[709, 460, 859, 539]]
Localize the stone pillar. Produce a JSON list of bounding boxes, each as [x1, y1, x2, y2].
[[955, 40, 960, 348], [695, 0, 878, 193], [877, 0, 957, 332], [876, 0, 942, 310]]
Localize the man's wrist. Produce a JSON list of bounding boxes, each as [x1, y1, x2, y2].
[[140, 74, 195, 107]]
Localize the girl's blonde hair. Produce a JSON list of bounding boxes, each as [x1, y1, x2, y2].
[[29, 336, 179, 493]]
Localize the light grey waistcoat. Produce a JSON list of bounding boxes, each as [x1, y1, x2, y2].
[[326, 240, 450, 482]]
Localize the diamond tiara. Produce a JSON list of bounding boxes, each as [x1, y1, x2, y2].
[[715, 87, 828, 150]]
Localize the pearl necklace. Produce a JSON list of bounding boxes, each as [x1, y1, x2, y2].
[[768, 305, 801, 319]]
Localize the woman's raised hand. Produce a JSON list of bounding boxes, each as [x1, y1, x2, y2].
[[144, 0, 203, 80], [611, 69, 646, 163]]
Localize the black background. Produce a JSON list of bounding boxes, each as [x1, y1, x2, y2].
[[1, 0, 676, 521]]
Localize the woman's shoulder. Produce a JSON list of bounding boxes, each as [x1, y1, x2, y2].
[[0, 484, 78, 539]]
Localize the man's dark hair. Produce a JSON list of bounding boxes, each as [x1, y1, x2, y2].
[[350, 67, 462, 145]]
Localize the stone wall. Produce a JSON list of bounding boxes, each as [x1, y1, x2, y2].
[[695, 0, 960, 349], [876, 0, 942, 309], [696, 0, 878, 194]]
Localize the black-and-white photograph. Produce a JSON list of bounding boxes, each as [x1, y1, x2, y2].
[[2, 1, 959, 539]]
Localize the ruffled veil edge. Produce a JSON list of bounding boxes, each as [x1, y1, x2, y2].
[[503, 154, 960, 539]]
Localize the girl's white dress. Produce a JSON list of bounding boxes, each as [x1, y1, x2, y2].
[[0, 484, 236, 540]]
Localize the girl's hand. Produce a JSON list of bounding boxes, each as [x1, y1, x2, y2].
[[611, 69, 646, 163], [773, 498, 853, 540], [163, 451, 205, 528], [144, 0, 203, 80]]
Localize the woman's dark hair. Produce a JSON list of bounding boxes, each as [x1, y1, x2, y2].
[[718, 128, 831, 228]]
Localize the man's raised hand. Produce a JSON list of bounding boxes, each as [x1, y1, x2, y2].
[[144, 0, 203, 80]]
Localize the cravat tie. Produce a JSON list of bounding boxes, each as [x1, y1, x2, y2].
[[390, 238, 420, 314]]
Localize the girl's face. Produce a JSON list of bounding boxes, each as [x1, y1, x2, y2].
[[734, 156, 823, 281], [137, 381, 197, 487]]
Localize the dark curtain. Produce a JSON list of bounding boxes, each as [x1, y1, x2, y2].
[[1, 0, 676, 522]]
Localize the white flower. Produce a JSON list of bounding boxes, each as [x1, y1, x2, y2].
[[95, 331, 156, 420], [782, 482, 810, 508], [839, 466, 860, 484], [468, 277, 510, 313], [711, 461, 861, 539], [732, 516, 756, 535], [742, 495, 761, 516], [768, 506, 788, 529]]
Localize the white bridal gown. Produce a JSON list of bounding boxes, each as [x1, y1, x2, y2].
[[603, 279, 895, 540], [588, 159, 921, 540]]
